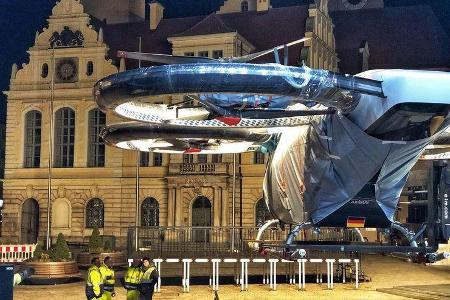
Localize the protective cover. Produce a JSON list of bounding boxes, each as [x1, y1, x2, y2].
[[94, 63, 383, 122], [265, 114, 450, 225]]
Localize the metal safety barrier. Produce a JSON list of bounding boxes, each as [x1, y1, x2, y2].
[[127, 257, 361, 292], [0, 244, 35, 262]]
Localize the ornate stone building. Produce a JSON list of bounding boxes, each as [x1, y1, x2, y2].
[[1, 0, 448, 249]]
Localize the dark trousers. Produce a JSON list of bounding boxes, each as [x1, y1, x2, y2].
[[139, 290, 153, 300]]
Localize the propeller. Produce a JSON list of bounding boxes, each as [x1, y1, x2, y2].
[[227, 37, 309, 63], [116, 37, 310, 65], [116, 51, 216, 64]]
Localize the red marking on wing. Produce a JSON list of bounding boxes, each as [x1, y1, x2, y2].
[[215, 117, 241, 126], [184, 148, 201, 153]]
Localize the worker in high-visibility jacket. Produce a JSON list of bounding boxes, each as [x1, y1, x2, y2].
[[99, 256, 115, 299], [123, 258, 143, 300], [86, 257, 104, 300], [138, 257, 159, 300]]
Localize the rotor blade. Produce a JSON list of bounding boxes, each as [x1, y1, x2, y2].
[[117, 50, 218, 64], [228, 37, 310, 63]]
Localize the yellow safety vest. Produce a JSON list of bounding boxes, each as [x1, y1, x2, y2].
[[86, 265, 104, 299], [99, 263, 115, 300], [124, 266, 142, 287], [99, 264, 115, 286], [141, 266, 156, 281]]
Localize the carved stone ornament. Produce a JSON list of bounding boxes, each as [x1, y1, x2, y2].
[[51, 0, 84, 16], [49, 26, 84, 48]]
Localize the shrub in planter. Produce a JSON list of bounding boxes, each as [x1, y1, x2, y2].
[[49, 233, 71, 261], [77, 228, 125, 267], [88, 227, 103, 254], [24, 235, 80, 283], [33, 243, 45, 261], [104, 240, 113, 252]]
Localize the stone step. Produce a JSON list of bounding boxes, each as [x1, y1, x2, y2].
[[394, 286, 450, 298], [153, 290, 180, 300], [377, 286, 450, 300]]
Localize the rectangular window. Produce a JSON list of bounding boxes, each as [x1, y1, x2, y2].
[[212, 50, 223, 59], [88, 109, 106, 167], [153, 153, 163, 166], [24, 111, 41, 168], [140, 152, 149, 167], [212, 154, 222, 163], [197, 154, 208, 163], [184, 52, 195, 56], [183, 154, 193, 164], [54, 108, 75, 168], [254, 152, 265, 164], [198, 51, 209, 57]]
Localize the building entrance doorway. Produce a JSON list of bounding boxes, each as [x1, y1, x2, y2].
[[192, 196, 211, 242], [21, 198, 39, 244]]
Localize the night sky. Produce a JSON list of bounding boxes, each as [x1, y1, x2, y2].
[[0, 0, 449, 123]]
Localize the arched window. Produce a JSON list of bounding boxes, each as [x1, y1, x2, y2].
[[88, 108, 106, 167], [24, 110, 42, 168], [21, 198, 39, 244], [86, 61, 94, 76], [41, 63, 48, 78], [54, 108, 75, 167], [241, 1, 249, 12], [86, 198, 104, 228], [52, 198, 71, 229], [255, 198, 271, 227], [141, 197, 159, 227]]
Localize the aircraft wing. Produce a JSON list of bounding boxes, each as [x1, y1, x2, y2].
[[101, 122, 275, 153]]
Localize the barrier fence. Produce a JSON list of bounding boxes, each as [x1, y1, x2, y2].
[[128, 257, 361, 292], [0, 244, 35, 262], [127, 226, 362, 258]]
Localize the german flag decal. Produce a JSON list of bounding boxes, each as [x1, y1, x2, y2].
[[346, 217, 366, 228]]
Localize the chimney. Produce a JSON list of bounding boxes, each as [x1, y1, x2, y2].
[[257, 0, 270, 12], [149, 1, 164, 30]]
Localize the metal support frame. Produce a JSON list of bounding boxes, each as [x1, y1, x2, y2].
[[269, 258, 278, 291], [390, 222, 418, 248], [281, 259, 295, 285], [211, 259, 220, 291], [309, 258, 323, 284], [326, 259, 335, 289], [338, 258, 351, 283], [297, 259, 306, 290], [182, 259, 192, 292], [251, 258, 266, 285], [240, 259, 249, 291], [153, 258, 162, 292]]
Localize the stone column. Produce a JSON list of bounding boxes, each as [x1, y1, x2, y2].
[[167, 188, 174, 227], [213, 187, 220, 227], [221, 187, 228, 226], [175, 187, 183, 226]]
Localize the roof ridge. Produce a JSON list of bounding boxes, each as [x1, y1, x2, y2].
[[173, 12, 235, 37]]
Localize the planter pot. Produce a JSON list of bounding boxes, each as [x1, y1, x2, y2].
[[22, 261, 81, 285], [77, 251, 126, 268]]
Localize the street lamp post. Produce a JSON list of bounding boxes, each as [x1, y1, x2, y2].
[[46, 47, 55, 250]]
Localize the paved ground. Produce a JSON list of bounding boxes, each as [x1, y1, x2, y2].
[[13, 254, 450, 300]]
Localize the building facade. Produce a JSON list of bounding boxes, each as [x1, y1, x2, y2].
[[1, 0, 448, 249]]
